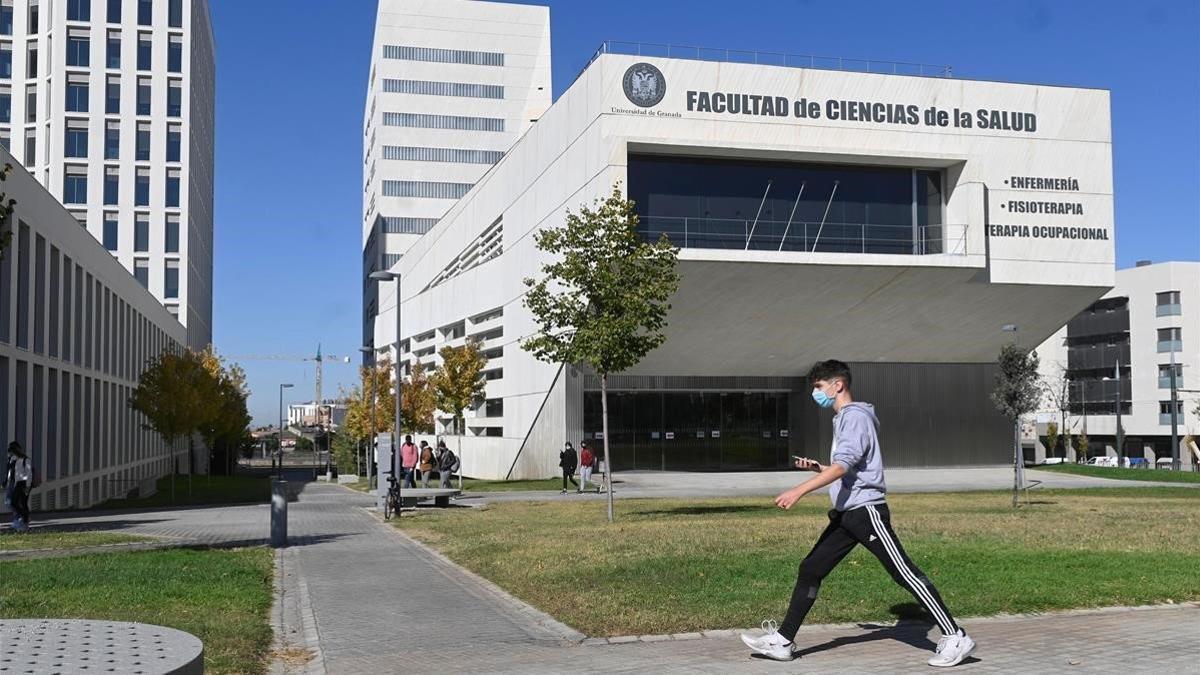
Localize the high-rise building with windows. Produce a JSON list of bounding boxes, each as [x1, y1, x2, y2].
[[361, 0, 551, 354], [0, 0, 215, 348]]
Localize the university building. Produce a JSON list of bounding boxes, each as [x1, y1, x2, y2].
[[1, 146, 185, 510], [0, 0, 215, 348], [361, 0, 551, 354], [364, 35, 1115, 478]]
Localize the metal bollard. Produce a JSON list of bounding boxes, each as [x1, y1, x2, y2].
[[271, 479, 288, 548]]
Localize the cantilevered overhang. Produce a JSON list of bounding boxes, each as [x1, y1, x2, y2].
[[626, 253, 1107, 377]]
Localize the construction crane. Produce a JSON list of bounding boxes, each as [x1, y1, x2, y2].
[[227, 344, 351, 405]]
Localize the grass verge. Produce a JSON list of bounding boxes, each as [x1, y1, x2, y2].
[[1031, 463, 1200, 484], [97, 474, 271, 510], [395, 487, 1200, 636], [0, 531, 149, 552], [0, 547, 274, 674]]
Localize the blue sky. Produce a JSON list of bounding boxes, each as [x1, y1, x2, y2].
[[211, 0, 1200, 423]]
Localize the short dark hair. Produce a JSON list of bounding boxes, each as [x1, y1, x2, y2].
[[809, 360, 852, 387]]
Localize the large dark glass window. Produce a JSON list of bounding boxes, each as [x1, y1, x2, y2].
[[585, 389, 790, 472], [628, 155, 943, 255]]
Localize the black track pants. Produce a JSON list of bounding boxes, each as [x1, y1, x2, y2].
[[778, 502, 960, 640]]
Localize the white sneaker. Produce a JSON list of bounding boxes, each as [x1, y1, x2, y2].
[[740, 621, 797, 661], [928, 629, 975, 667]]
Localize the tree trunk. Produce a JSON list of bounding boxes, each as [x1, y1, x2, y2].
[[1012, 419, 1021, 508], [457, 417, 464, 491], [186, 432, 193, 497], [601, 373, 614, 523]]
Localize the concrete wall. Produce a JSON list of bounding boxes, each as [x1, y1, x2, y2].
[[0, 147, 188, 510]]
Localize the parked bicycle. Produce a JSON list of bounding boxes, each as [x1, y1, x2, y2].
[[383, 474, 402, 519]]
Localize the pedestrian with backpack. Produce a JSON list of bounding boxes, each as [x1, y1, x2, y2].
[[418, 441, 436, 488], [579, 441, 596, 493], [4, 442, 33, 532], [436, 439, 459, 489]]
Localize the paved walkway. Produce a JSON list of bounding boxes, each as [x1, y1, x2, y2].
[[15, 478, 1200, 673], [465, 466, 1198, 504]]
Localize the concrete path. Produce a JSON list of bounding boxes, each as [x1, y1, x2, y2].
[[464, 466, 1198, 504]]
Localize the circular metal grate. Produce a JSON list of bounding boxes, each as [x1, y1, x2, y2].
[[0, 620, 203, 674]]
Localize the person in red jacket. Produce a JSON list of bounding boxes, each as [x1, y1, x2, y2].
[[578, 442, 596, 493]]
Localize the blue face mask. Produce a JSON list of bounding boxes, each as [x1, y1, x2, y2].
[[811, 387, 836, 409]]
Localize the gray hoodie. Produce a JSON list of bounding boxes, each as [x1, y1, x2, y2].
[[828, 402, 887, 512]]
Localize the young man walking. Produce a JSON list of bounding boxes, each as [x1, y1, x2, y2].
[[741, 360, 975, 667]]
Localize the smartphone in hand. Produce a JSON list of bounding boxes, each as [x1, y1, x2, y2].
[[792, 456, 822, 471]]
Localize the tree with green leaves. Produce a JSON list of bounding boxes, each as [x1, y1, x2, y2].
[[1045, 422, 1059, 462], [199, 348, 252, 476], [402, 359, 437, 434], [522, 184, 680, 522], [1077, 433, 1090, 463], [991, 343, 1042, 507], [430, 339, 487, 489], [129, 348, 220, 499]]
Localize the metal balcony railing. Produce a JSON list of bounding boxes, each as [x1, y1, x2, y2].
[[577, 41, 954, 83], [639, 217, 967, 255]]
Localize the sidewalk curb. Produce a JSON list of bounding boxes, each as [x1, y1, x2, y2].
[[376, 510, 587, 644], [582, 601, 1200, 646], [270, 546, 327, 675]]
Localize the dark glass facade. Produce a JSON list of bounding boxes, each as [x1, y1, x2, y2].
[[1066, 296, 1131, 415], [584, 390, 791, 471], [628, 154, 942, 254]]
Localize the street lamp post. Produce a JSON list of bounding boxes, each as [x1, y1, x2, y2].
[[370, 269, 403, 515], [1169, 350, 1180, 471], [278, 383, 294, 479]]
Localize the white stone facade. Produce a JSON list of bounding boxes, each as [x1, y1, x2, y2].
[[361, 0, 551, 352], [0, 0, 215, 348], [369, 50, 1115, 479]]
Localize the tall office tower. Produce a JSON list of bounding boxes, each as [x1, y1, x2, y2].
[[0, 0, 215, 348], [361, 0, 551, 353]]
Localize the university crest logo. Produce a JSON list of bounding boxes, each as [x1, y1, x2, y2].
[[622, 62, 666, 108]]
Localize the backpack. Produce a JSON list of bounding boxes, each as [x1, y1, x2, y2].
[[444, 449, 460, 473]]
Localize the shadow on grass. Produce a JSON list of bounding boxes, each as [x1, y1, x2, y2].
[[629, 504, 776, 517]]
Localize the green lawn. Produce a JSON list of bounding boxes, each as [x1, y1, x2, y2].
[[0, 531, 149, 552], [395, 487, 1200, 636], [1032, 463, 1200, 484], [0, 547, 274, 674], [97, 474, 271, 509]]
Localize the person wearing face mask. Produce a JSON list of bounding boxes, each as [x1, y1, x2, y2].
[[740, 360, 974, 668]]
